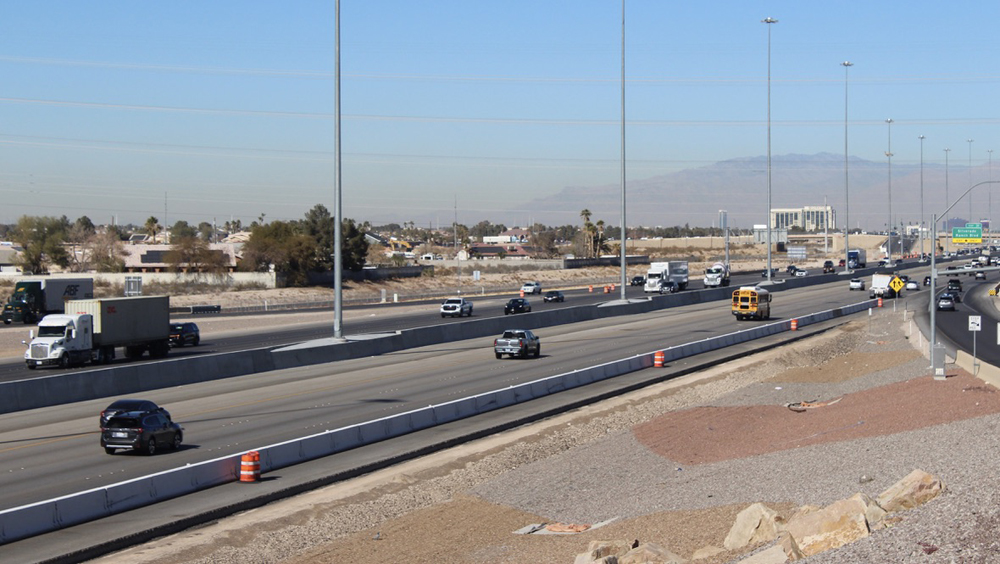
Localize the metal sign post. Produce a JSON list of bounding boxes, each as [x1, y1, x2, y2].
[[970, 315, 982, 375]]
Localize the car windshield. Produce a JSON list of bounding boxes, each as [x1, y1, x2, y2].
[[444, 299, 462, 305], [37, 325, 67, 337], [170, 324, 185, 332]]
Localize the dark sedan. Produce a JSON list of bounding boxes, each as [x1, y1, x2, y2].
[[504, 298, 532, 315], [630, 276, 645, 286], [543, 290, 564, 303]]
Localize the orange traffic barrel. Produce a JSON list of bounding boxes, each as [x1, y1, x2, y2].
[[519, 289, 525, 297], [240, 451, 260, 482], [589, 285, 593, 293], [654, 350, 665, 367], [790, 319, 798, 331], [877, 297, 883, 308], [604, 285, 610, 293], [611, 283, 616, 291]]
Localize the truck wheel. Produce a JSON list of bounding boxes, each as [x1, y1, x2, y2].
[[534, 345, 541, 358], [520, 348, 528, 359], [2, 319, 8, 325], [104, 447, 116, 455], [193, 336, 200, 346], [495, 352, 502, 359], [59, 355, 68, 369], [26, 363, 36, 370]]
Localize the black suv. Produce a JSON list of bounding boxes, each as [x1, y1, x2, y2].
[[169, 322, 200, 347], [947, 278, 963, 292], [630, 276, 645, 286], [100, 398, 170, 428], [504, 298, 531, 315], [823, 260, 835, 273], [101, 411, 182, 455]]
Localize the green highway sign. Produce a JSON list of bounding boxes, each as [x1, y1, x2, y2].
[[953, 226, 983, 243]]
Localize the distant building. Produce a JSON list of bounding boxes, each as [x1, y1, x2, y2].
[[771, 206, 836, 231], [121, 244, 238, 273]]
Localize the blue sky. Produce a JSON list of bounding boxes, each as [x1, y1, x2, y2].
[[0, 1, 998, 230]]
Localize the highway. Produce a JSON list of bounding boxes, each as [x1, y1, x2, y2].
[[0, 268, 800, 383], [0, 279, 873, 513]]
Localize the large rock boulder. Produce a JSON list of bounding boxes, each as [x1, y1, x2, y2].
[[724, 503, 786, 550], [783, 496, 872, 557], [877, 469, 944, 513]]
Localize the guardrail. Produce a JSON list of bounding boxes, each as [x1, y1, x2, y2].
[[0, 298, 876, 545]]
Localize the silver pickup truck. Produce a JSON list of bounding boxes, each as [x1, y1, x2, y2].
[[493, 329, 540, 359]]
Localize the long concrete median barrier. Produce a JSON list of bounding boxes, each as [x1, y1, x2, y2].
[[0, 299, 877, 545]]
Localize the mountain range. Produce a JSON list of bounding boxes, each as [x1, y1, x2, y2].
[[512, 152, 993, 230]]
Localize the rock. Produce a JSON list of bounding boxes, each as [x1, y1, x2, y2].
[[575, 540, 633, 564], [690, 545, 725, 560], [776, 531, 803, 560], [619, 542, 687, 564], [783, 496, 870, 557], [724, 502, 785, 550], [876, 469, 944, 513], [736, 544, 789, 564], [848, 492, 887, 531]]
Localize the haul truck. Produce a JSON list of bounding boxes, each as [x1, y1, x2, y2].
[[2, 278, 93, 325], [644, 261, 689, 292], [25, 296, 170, 369]]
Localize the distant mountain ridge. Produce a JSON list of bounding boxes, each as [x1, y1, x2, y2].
[[515, 152, 981, 230]]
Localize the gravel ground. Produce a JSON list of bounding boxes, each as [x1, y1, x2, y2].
[[92, 305, 1000, 564]]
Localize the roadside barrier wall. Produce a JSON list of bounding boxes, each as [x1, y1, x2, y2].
[[0, 299, 877, 544]]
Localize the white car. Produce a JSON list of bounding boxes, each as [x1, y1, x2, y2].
[[794, 269, 808, 277], [520, 282, 542, 294], [905, 280, 920, 291], [440, 297, 473, 318], [849, 278, 865, 291]]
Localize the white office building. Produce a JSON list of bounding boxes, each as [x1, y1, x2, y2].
[[771, 205, 836, 231]]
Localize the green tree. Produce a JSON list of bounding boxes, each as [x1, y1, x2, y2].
[[144, 216, 160, 241], [169, 220, 198, 240], [301, 204, 335, 271], [12, 216, 70, 274], [341, 218, 369, 271], [197, 222, 215, 242], [239, 221, 317, 286]]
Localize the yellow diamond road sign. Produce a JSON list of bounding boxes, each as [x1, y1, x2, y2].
[[890, 277, 905, 293]]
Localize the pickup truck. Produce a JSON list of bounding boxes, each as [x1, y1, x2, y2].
[[494, 329, 540, 359]]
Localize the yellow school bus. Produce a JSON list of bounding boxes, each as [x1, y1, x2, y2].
[[732, 286, 771, 320]]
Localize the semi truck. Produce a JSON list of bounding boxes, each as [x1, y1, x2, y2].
[[703, 262, 731, 288], [644, 261, 689, 293], [847, 249, 867, 269], [2, 278, 94, 325], [24, 296, 170, 369]]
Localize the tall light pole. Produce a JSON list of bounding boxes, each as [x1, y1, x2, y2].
[[619, 0, 627, 299], [333, 0, 344, 338], [842, 61, 852, 273], [968, 139, 975, 223], [763, 16, 777, 283], [885, 118, 893, 263], [990, 149, 994, 239], [919, 135, 926, 257]]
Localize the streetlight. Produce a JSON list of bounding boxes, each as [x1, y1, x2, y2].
[[618, 0, 627, 299], [919, 135, 926, 257], [944, 148, 950, 254], [929, 180, 1000, 380], [763, 16, 777, 283], [842, 61, 853, 273], [968, 139, 975, 223], [990, 149, 994, 239], [333, 0, 344, 339], [885, 118, 893, 263]]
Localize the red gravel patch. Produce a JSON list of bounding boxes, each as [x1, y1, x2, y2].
[[634, 373, 1000, 465]]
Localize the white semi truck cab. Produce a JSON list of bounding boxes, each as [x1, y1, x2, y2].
[[25, 314, 98, 368]]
